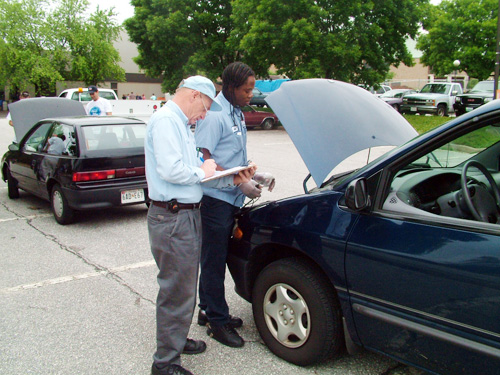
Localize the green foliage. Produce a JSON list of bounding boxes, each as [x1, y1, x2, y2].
[[125, 0, 236, 93], [125, 0, 428, 92], [0, 0, 125, 96], [231, 0, 428, 85], [417, 0, 498, 80]]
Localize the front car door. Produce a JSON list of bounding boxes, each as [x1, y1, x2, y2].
[[10, 121, 53, 196], [345, 115, 500, 374]]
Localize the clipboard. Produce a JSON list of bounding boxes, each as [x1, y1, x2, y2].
[[201, 165, 253, 182]]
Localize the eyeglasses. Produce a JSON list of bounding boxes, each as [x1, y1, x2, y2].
[[199, 93, 209, 112]]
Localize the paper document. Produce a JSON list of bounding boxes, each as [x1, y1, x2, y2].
[[201, 165, 253, 182]]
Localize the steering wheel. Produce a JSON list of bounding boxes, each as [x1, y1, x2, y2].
[[461, 160, 500, 223]]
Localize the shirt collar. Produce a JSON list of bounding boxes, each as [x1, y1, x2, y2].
[[166, 100, 189, 126], [217, 92, 241, 116]]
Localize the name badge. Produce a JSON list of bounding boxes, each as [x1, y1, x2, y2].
[[232, 125, 238, 133]]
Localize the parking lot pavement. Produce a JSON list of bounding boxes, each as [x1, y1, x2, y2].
[[0, 117, 423, 375]]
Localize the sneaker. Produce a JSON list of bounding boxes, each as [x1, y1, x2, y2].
[[182, 338, 206, 355], [197, 309, 243, 328], [151, 363, 193, 375], [206, 322, 244, 348]]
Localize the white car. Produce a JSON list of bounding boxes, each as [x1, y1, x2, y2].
[[58, 88, 118, 102]]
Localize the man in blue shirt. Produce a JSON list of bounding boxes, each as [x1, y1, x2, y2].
[[195, 62, 262, 348], [146, 75, 255, 375]]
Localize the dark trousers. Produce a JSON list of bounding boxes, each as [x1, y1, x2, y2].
[[198, 195, 239, 326]]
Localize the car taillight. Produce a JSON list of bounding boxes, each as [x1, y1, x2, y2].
[[72, 170, 116, 182]]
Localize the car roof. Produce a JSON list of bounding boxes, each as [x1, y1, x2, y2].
[[9, 98, 144, 141]]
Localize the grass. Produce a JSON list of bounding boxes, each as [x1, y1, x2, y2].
[[253, 106, 451, 134], [402, 114, 450, 134]]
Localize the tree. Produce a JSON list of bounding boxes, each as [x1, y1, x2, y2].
[[125, 0, 237, 93], [230, 0, 428, 86], [0, 0, 125, 96], [126, 0, 427, 90], [417, 0, 498, 80]]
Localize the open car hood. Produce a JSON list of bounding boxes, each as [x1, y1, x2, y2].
[[9, 97, 86, 141], [266, 79, 418, 186]]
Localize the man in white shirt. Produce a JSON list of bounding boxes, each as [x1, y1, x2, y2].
[[85, 86, 112, 116]]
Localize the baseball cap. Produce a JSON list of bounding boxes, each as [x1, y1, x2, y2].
[[180, 76, 222, 111], [88, 85, 98, 94]]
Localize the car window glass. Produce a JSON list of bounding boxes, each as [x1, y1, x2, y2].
[[81, 124, 146, 151], [79, 92, 92, 102], [471, 81, 494, 93], [23, 122, 53, 152], [411, 125, 500, 168], [42, 123, 77, 156], [100, 92, 116, 100], [383, 122, 500, 220]]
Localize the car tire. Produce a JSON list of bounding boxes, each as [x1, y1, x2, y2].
[[252, 257, 343, 366], [392, 103, 400, 112], [51, 184, 75, 225], [437, 104, 447, 117], [262, 119, 274, 131], [6, 169, 20, 199]]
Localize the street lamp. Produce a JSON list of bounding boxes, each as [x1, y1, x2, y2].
[[453, 60, 460, 84]]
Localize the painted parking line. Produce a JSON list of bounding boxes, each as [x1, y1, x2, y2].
[[0, 214, 53, 223], [0, 260, 156, 295]]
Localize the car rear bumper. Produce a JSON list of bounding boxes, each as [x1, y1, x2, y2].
[[61, 181, 149, 211]]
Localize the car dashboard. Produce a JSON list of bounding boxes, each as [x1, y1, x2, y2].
[[383, 167, 499, 221]]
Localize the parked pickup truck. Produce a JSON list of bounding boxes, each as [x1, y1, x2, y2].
[[400, 82, 463, 116], [58, 88, 169, 121], [453, 80, 495, 116]]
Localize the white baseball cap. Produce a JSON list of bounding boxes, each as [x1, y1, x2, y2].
[[180, 75, 222, 111]]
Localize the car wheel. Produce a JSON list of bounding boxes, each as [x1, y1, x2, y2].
[[437, 104, 447, 117], [252, 257, 343, 366], [6, 169, 20, 199], [392, 103, 400, 112], [262, 119, 274, 130], [51, 184, 75, 225]]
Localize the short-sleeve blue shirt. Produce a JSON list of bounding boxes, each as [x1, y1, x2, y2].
[[195, 92, 248, 207]]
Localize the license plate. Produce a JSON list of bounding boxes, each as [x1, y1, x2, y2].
[[121, 189, 145, 204], [466, 107, 473, 112], [410, 107, 417, 111]]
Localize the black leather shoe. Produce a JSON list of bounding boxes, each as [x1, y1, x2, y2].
[[151, 363, 193, 375], [207, 322, 244, 348], [197, 309, 243, 328], [182, 338, 206, 355]]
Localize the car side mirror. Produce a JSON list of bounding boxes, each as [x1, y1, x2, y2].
[[8, 143, 19, 151], [345, 178, 370, 211], [452, 90, 458, 96]]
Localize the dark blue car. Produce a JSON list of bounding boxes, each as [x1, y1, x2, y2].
[[228, 79, 500, 374]]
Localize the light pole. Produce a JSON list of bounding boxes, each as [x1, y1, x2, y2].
[[453, 60, 460, 84], [494, 0, 500, 99]]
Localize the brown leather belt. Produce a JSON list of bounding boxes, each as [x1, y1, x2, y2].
[[152, 200, 201, 210]]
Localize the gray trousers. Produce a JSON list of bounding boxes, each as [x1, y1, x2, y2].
[[147, 204, 202, 367]]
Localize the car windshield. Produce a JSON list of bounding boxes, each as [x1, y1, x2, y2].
[[410, 125, 500, 168], [81, 124, 146, 151], [420, 84, 450, 95], [471, 81, 494, 93]]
